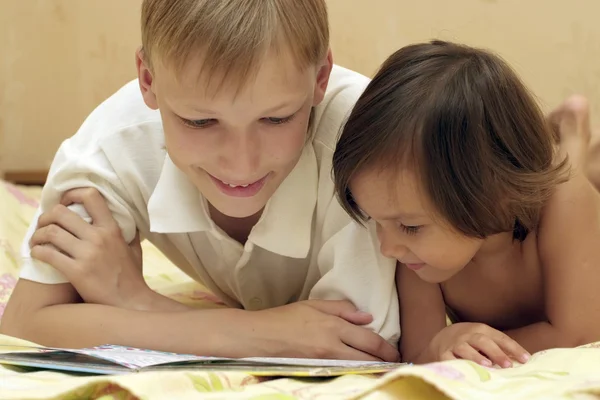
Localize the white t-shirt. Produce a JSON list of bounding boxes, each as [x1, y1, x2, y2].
[[19, 65, 400, 345]]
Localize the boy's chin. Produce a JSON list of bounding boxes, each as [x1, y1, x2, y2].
[[208, 196, 268, 220]]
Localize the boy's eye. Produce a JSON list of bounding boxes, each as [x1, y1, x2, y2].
[[181, 118, 216, 129], [399, 224, 421, 236], [263, 115, 294, 125]]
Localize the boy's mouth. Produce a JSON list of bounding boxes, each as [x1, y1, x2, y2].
[[208, 173, 269, 198]]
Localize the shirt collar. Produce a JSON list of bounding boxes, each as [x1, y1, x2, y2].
[[147, 145, 318, 259], [147, 154, 212, 233], [248, 145, 318, 258]]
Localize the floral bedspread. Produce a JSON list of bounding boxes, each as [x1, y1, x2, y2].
[[1, 180, 600, 400]]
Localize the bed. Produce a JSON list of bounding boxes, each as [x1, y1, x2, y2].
[[1, 179, 600, 400]]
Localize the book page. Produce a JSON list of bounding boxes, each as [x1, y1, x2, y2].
[[240, 357, 394, 367], [0, 345, 405, 376], [62, 345, 228, 369]]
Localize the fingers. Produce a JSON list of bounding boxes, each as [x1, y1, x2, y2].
[[30, 244, 77, 277], [60, 188, 115, 228], [452, 343, 492, 367], [30, 223, 81, 259], [340, 324, 400, 362], [468, 334, 512, 368], [332, 345, 382, 362], [340, 310, 373, 325], [36, 204, 93, 241], [440, 351, 457, 362], [493, 332, 531, 364], [305, 299, 373, 325]]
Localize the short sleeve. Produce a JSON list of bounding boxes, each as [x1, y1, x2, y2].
[[19, 138, 137, 284], [309, 217, 400, 346]]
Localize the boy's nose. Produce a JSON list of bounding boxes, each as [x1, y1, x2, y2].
[[221, 133, 260, 176]]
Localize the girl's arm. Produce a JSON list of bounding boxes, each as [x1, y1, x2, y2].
[[503, 101, 600, 353], [526, 156, 600, 350], [397, 263, 447, 363]]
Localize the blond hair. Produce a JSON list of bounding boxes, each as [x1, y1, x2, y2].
[[141, 0, 329, 88]]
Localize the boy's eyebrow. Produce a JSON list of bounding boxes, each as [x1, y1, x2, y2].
[[185, 100, 303, 116], [262, 100, 302, 114], [187, 107, 218, 115]]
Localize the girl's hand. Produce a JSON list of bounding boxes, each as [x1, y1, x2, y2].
[[429, 323, 530, 368]]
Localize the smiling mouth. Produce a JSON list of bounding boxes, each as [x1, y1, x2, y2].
[[221, 182, 251, 188], [208, 173, 270, 198], [214, 176, 265, 187]]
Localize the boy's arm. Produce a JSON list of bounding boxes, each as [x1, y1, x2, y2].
[[0, 278, 396, 360], [0, 279, 235, 354], [27, 188, 190, 312], [396, 264, 448, 363], [2, 188, 399, 360], [507, 161, 600, 352], [308, 216, 401, 353]]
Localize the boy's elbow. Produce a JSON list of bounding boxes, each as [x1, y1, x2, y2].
[[0, 300, 30, 339], [0, 279, 79, 341], [1, 297, 65, 344]]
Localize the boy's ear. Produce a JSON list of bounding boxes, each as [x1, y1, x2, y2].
[[135, 47, 159, 110], [312, 49, 334, 107]]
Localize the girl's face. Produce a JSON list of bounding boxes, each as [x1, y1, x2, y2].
[[350, 168, 485, 283]]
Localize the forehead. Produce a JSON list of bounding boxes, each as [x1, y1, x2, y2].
[[350, 168, 430, 221], [154, 50, 316, 110]]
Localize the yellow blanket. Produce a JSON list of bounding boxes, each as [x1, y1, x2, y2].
[[1, 180, 600, 400]]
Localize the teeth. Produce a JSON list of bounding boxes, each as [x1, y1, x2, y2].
[[225, 182, 250, 188]]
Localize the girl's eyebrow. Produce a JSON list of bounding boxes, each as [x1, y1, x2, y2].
[[371, 211, 425, 221]]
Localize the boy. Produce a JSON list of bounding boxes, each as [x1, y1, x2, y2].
[[0, 0, 399, 361]]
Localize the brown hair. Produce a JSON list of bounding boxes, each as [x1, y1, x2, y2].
[[333, 40, 569, 241], [141, 0, 329, 90]]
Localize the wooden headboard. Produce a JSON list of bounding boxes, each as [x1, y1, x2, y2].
[[3, 171, 49, 186]]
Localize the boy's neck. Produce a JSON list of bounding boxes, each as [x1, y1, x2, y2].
[[208, 202, 263, 245]]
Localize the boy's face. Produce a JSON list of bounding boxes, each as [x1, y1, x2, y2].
[[350, 168, 484, 284], [136, 48, 332, 219]]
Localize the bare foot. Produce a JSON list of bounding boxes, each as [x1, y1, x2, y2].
[[586, 129, 600, 192], [547, 95, 592, 169]]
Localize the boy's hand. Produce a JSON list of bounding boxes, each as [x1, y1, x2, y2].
[[249, 300, 400, 362], [29, 188, 152, 310], [429, 323, 530, 368]]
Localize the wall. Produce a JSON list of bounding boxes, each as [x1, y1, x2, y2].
[[0, 0, 142, 174], [328, 0, 600, 123], [1, 0, 599, 174]]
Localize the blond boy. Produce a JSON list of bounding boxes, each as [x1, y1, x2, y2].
[[1, 0, 399, 361]]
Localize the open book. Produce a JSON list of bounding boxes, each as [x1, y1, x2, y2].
[[0, 344, 404, 376]]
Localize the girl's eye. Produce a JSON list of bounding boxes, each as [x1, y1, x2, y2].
[[400, 224, 421, 236], [181, 118, 216, 129], [263, 115, 294, 125]]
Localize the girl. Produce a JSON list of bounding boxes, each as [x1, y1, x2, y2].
[[333, 40, 600, 368]]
